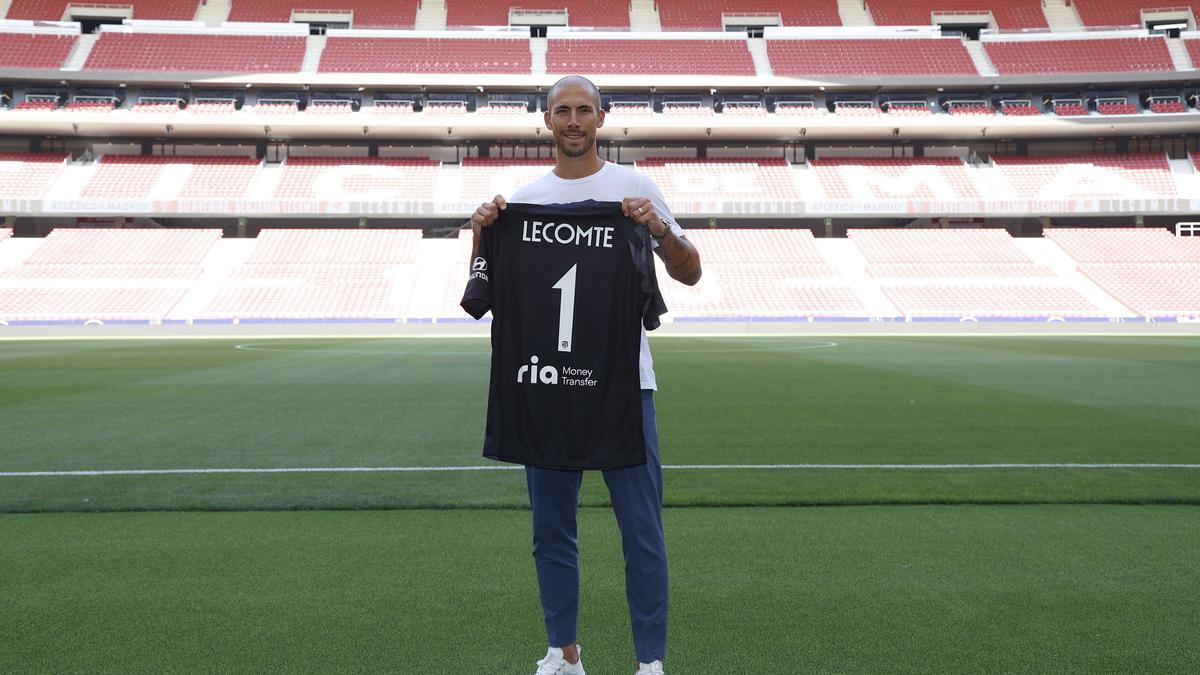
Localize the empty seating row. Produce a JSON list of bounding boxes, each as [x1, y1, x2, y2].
[[547, 39, 755, 75], [659, 264, 868, 318], [1070, 0, 1200, 28], [0, 152, 69, 198], [80, 155, 261, 200], [767, 38, 977, 77], [246, 229, 422, 264], [866, 0, 1047, 29], [635, 157, 801, 201], [446, 0, 628, 28], [84, 33, 307, 73], [881, 285, 1100, 317], [22, 228, 221, 265], [656, 0, 841, 29], [1045, 228, 1200, 263], [812, 157, 981, 201], [1079, 264, 1200, 316], [0, 32, 76, 69], [992, 154, 1176, 199], [983, 37, 1174, 75], [227, 0, 419, 27], [0, 287, 187, 321], [849, 228, 1035, 264], [320, 37, 531, 73], [6, 0, 198, 21]]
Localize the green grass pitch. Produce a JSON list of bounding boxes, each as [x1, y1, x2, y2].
[[1, 335, 1198, 672]]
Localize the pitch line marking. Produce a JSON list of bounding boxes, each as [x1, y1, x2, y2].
[[231, 340, 840, 356], [1, 463, 1197, 478]]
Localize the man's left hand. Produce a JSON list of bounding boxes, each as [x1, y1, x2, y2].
[[622, 197, 668, 239]]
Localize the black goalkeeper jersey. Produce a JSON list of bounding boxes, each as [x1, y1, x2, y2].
[[461, 201, 667, 470]]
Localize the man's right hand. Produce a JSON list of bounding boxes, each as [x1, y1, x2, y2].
[[470, 195, 507, 234]]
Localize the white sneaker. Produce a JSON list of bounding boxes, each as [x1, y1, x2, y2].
[[535, 646, 585, 675], [635, 660, 664, 675]]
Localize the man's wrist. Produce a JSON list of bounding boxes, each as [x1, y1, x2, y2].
[[651, 219, 671, 242]]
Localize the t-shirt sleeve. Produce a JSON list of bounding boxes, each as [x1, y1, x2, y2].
[[460, 227, 494, 320], [638, 173, 685, 250]]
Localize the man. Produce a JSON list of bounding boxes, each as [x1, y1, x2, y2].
[[469, 75, 701, 675]]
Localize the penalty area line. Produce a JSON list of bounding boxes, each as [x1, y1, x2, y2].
[[1, 463, 1198, 478]]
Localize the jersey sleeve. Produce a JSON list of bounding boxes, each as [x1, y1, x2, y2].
[[630, 221, 668, 331], [460, 227, 494, 320]]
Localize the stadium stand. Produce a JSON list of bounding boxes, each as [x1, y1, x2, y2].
[[999, 101, 1041, 116], [84, 33, 307, 73], [76, 155, 260, 200], [185, 99, 237, 114], [132, 99, 183, 113], [320, 36, 531, 74], [273, 157, 440, 202], [767, 38, 977, 77], [198, 229, 422, 320], [456, 158, 555, 204], [80, 155, 160, 199], [5, 0, 199, 20], [21, 228, 221, 265], [992, 154, 1177, 198], [0, 288, 190, 321], [1045, 227, 1200, 263], [445, 0, 629, 28], [947, 101, 994, 116], [849, 228, 1035, 264], [0, 32, 77, 69], [1185, 39, 1200, 72], [864, 0, 1047, 29], [1047, 228, 1200, 317], [1148, 97, 1188, 113], [14, 98, 59, 110], [1077, 264, 1200, 317], [880, 284, 1101, 318], [811, 158, 982, 201], [1052, 100, 1088, 116], [655, 0, 841, 29], [683, 228, 838, 270], [982, 37, 1174, 75], [546, 38, 755, 75], [1096, 100, 1138, 115], [0, 152, 70, 198], [227, 0, 419, 27], [65, 98, 117, 111], [635, 158, 802, 203], [1071, 0, 1200, 28]]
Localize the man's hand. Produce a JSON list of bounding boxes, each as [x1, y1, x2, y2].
[[622, 197, 668, 239], [471, 195, 507, 234], [469, 195, 506, 259]]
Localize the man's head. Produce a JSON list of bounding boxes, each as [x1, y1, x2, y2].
[[544, 75, 604, 159]]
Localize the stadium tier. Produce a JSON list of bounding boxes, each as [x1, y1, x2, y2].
[[1078, 264, 1200, 317], [1071, 0, 1200, 28], [242, 229, 421, 264], [864, 0, 1047, 29], [0, 31, 76, 69], [83, 33, 307, 73], [4, 0, 199, 20], [1045, 227, 1200, 263], [634, 158, 801, 203], [546, 38, 755, 76], [227, 0, 419, 27], [880, 285, 1101, 318], [0, 152, 69, 198], [992, 154, 1177, 199], [446, 0, 628, 28], [273, 157, 441, 202], [766, 38, 977, 77], [0, 287, 188, 322], [21, 228, 220, 265], [456, 158, 557, 204], [811, 158, 981, 202], [982, 37, 1174, 75], [655, 0, 841, 29], [1186, 39, 1200, 72], [319, 36, 531, 74], [848, 228, 1035, 264], [80, 155, 261, 200]]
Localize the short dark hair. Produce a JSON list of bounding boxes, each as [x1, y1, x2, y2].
[[547, 75, 601, 110]]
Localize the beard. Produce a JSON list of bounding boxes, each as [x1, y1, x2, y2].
[[555, 130, 594, 158]]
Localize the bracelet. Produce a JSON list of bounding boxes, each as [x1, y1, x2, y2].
[[652, 220, 671, 242]]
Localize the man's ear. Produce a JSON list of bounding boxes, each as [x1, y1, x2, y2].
[[543, 110, 552, 131], [596, 108, 605, 129]]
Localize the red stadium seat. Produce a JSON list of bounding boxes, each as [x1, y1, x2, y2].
[[865, 0, 1047, 29], [0, 152, 70, 198], [84, 33, 307, 73], [445, 0, 628, 28], [320, 37, 531, 74], [983, 36, 1174, 75], [0, 32, 77, 69], [227, 0, 418, 28], [1071, 0, 1200, 28], [768, 38, 977, 77], [547, 38, 755, 75], [6, 0, 199, 20], [656, 0, 841, 29]]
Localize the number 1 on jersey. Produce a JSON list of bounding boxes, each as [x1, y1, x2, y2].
[[552, 264, 577, 352]]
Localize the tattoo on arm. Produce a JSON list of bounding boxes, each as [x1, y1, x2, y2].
[[656, 231, 702, 286]]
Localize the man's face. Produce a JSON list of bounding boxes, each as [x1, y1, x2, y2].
[[545, 84, 605, 158]]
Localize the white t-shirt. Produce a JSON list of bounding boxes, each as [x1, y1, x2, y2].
[[510, 161, 685, 391]]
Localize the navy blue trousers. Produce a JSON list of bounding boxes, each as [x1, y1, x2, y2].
[[525, 390, 668, 663]]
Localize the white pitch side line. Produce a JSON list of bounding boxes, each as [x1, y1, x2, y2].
[[1, 463, 1198, 478]]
